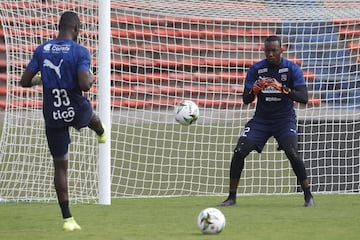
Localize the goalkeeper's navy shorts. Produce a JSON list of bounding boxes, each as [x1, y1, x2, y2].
[[239, 117, 298, 153]]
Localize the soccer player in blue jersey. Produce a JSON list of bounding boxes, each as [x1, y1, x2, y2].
[[20, 11, 106, 231], [219, 35, 315, 207]]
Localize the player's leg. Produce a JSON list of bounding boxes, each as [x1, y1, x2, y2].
[[74, 100, 106, 143], [87, 113, 106, 143], [279, 135, 315, 207], [46, 126, 82, 230], [218, 137, 257, 206]]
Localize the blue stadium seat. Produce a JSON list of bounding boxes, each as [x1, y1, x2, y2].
[[281, 22, 335, 35], [288, 34, 338, 43], [321, 89, 360, 108], [283, 20, 359, 107]]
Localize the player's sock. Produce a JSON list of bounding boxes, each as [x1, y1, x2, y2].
[[63, 217, 82, 231], [228, 191, 236, 200], [59, 201, 71, 219], [303, 187, 312, 200]]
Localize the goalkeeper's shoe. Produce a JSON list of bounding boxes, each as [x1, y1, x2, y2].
[[97, 124, 106, 144], [62, 217, 82, 231], [217, 198, 236, 207], [304, 196, 315, 207]]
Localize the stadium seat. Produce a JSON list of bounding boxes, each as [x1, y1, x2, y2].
[[338, 28, 360, 38], [90, 86, 135, 96], [113, 43, 265, 54], [0, 73, 6, 82], [167, 72, 194, 81], [282, 22, 335, 35], [112, 99, 150, 109], [0, 43, 5, 52], [289, 34, 338, 43], [245, 29, 275, 36], [347, 42, 360, 51], [0, 86, 6, 95], [0, 59, 7, 67], [206, 85, 235, 94], [332, 18, 360, 25], [322, 2, 360, 8], [113, 73, 165, 83], [111, 28, 153, 38], [0, 86, 41, 96], [132, 85, 161, 95], [151, 98, 177, 107], [303, 70, 316, 81], [183, 85, 208, 94], [193, 72, 221, 82], [111, 14, 177, 26], [0, 100, 42, 109], [159, 86, 184, 95]]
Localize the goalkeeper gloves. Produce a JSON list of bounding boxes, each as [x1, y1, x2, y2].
[[250, 77, 291, 95], [265, 78, 292, 94], [249, 79, 268, 95]]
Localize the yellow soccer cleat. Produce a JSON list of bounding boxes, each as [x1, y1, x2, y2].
[[62, 217, 82, 231], [97, 124, 107, 144]]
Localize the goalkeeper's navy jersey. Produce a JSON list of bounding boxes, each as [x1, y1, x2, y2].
[[26, 39, 92, 128], [244, 58, 306, 120]]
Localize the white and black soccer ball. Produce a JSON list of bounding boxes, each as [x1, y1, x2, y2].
[[197, 207, 226, 234], [174, 100, 199, 126]]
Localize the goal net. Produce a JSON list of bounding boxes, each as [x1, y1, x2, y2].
[[0, 0, 359, 203]]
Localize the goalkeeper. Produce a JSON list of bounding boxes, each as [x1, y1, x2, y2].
[[218, 35, 315, 207], [20, 11, 106, 231]]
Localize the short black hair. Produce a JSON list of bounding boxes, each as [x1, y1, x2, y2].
[[265, 35, 282, 46], [59, 11, 80, 30]]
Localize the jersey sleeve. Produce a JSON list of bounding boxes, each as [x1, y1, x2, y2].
[[26, 46, 41, 73], [291, 63, 306, 87], [77, 46, 91, 72], [244, 65, 257, 89]]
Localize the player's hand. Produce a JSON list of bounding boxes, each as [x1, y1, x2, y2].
[[31, 72, 42, 86], [89, 69, 94, 87], [249, 79, 268, 95], [263, 78, 291, 94], [263, 77, 282, 91]]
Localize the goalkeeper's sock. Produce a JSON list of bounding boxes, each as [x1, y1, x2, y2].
[[303, 187, 312, 201], [59, 201, 72, 219], [228, 191, 237, 200]]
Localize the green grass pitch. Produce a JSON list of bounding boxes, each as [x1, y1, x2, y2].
[[0, 194, 359, 240]]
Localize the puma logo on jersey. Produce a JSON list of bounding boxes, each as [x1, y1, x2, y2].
[[43, 59, 64, 79]]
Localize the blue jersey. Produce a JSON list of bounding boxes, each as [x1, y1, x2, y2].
[[26, 39, 92, 128], [245, 58, 306, 120]]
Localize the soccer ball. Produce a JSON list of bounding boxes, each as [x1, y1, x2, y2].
[[174, 100, 199, 126], [197, 208, 226, 234]]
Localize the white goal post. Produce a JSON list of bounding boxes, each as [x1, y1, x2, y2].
[[0, 0, 359, 203]]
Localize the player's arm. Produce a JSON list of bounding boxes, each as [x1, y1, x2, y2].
[[243, 87, 256, 104], [285, 85, 308, 104], [243, 66, 259, 104], [21, 48, 42, 88], [20, 69, 38, 88], [265, 78, 308, 104], [78, 47, 94, 92], [78, 70, 93, 92], [285, 63, 308, 104]]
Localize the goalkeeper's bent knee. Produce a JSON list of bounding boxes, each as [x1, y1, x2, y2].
[[282, 136, 308, 182], [230, 138, 256, 178]]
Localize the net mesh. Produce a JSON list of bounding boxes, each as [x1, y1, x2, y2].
[[0, 0, 359, 202]]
